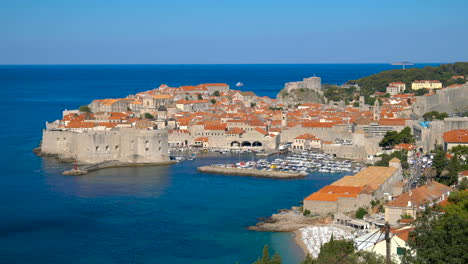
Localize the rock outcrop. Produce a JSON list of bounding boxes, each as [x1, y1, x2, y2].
[[276, 88, 326, 104], [276, 76, 326, 104], [248, 208, 332, 232]]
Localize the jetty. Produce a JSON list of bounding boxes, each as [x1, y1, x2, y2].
[[256, 150, 279, 157], [197, 165, 305, 179], [62, 160, 176, 175]]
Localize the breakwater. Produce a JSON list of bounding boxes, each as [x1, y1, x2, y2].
[[197, 166, 305, 179], [62, 160, 176, 175]]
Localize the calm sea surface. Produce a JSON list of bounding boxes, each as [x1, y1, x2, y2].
[[0, 64, 438, 264]]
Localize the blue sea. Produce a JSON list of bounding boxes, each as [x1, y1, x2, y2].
[[0, 64, 439, 264]]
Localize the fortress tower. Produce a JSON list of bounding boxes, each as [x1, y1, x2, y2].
[[373, 99, 381, 121], [282, 111, 288, 128]]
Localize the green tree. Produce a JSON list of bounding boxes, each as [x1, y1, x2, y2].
[[398, 127, 415, 144], [459, 178, 468, 190], [353, 62, 468, 97], [144, 113, 154, 119], [450, 145, 468, 161], [210, 99, 217, 104], [423, 111, 449, 121], [315, 237, 355, 263], [213, 90, 220, 96], [300, 239, 389, 264], [197, 94, 203, 100], [432, 146, 448, 176], [442, 155, 461, 185], [379, 127, 414, 149], [79, 105, 91, 113], [356, 207, 368, 219], [379, 131, 399, 148], [251, 102, 257, 107], [252, 245, 282, 264], [402, 191, 468, 264], [415, 89, 429, 96], [375, 150, 409, 169]]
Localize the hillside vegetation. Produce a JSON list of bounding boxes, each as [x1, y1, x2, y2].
[[352, 62, 468, 96]]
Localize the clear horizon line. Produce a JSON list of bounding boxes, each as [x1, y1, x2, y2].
[[0, 62, 451, 66]]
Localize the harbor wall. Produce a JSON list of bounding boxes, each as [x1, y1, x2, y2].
[[197, 166, 305, 179], [41, 128, 170, 164]]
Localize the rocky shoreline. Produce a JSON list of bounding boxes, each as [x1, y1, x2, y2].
[[33, 147, 176, 175], [247, 207, 332, 232]]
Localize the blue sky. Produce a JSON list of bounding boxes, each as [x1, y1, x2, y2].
[[1, 0, 468, 64]]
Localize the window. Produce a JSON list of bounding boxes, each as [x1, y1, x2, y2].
[[397, 247, 407, 255], [115, 145, 119, 150]]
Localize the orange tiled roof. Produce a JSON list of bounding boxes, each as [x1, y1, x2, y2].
[[443, 129, 468, 143], [332, 166, 398, 191], [254, 127, 269, 135], [205, 123, 227, 131], [65, 121, 96, 128], [295, 133, 316, 140], [386, 181, 452, 208], [152, 94, 174, 99], [393, 143, 416, 151], [226, 127, 245, 134], [378, 118, 408, 126], [305, 185, 366, 202]]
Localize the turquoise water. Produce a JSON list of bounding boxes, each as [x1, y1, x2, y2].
[[0, 64, 438, 263]]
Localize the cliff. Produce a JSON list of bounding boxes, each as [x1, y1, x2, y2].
[[276, 88, 326, 104]]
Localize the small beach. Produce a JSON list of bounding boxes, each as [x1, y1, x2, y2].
[[294, 230, 309, 256]]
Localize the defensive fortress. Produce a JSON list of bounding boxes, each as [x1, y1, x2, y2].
[[412, 83, 468, 117], [40, 128, 170, 164]]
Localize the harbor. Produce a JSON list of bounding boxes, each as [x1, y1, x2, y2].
[[198, 151, 363, 176]]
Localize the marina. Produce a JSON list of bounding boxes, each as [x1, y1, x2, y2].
[[204, 151, 363, 175]]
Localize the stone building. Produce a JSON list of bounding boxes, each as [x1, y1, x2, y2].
[[442, 129, 468, 151], [89, 98, 133, 112], [175, 99, 211, 112], [141, 94, 174, 112], [413, 117, 468, 152], [202, 83, 230, 95], [384, 181, 452, 226], [284, 76, 321, 93], [303, 159, 403, 216], [411, 80, 442, 90], [303, 185, 373, 216], [386, 86, 400, 96], [41, 128, 169, 164], [292, 133, 321, 150], [389, 82, 406, 92]]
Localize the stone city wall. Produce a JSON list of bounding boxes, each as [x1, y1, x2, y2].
[[412, 84, 468, 117], [41, 128, 169, 164]]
